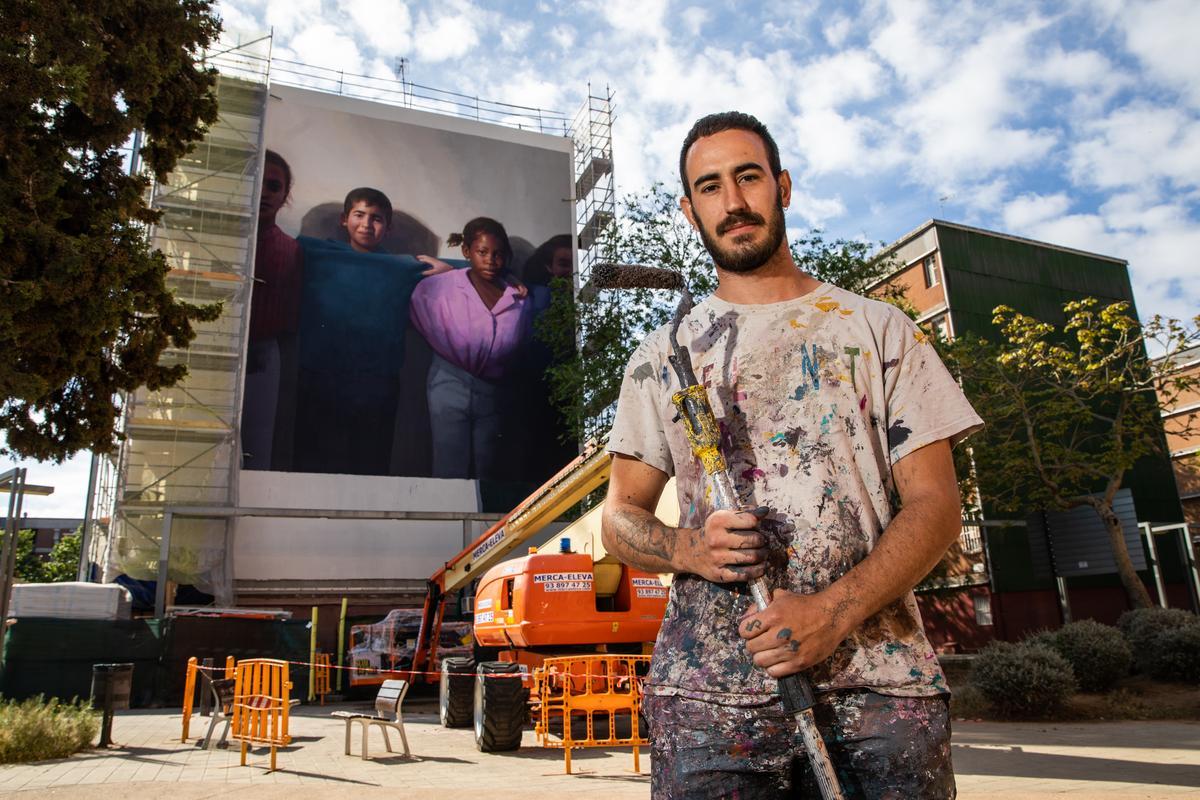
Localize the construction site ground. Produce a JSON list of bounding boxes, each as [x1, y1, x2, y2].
[[1, 693, 1198, 799]]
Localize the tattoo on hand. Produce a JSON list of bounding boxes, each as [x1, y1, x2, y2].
[[744, 619, 763, 632], [776, 628, 792, 641], [787, 640, 801, 653]]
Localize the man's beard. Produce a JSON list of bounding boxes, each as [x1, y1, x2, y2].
[[695, 195, 787, 274]]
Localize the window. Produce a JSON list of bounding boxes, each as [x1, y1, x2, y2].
[[960, 523, 982, 554], [973, 593, 994, 626], [931, 311, 950, 340], [922, 254, 940, 288]]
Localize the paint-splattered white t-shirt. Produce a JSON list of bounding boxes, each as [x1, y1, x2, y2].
[[608, 283, 983, 704]]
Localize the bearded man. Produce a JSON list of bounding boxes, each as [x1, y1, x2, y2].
[[601, 111, 982, 798]]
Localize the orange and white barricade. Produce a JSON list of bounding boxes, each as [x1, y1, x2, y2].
[[533, 654, 650, 774], [230, 658, 293, 771]]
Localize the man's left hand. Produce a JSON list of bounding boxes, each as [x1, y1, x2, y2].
[[738, 589, 853, 678]]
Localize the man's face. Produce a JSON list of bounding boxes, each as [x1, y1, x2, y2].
[[680, 129, 789, 274], [342, 201, 389, 253], [259, 163, 288, 226]]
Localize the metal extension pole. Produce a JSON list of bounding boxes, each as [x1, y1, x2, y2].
[[669, 342, 844, 800], [701, 464, 844, 799]]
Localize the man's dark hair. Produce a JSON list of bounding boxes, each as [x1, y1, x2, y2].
[[678, 111, 782, 198], [342, 187, 393, 226]]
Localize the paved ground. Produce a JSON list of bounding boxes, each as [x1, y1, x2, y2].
[[1, 696, 1198, 798]]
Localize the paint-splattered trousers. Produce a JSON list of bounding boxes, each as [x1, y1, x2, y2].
[[644, 689, 955, 799]]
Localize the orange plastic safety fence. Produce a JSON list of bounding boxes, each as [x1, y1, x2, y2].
[[230, 658, 293, 772], [533, 654, 650, 774], [314, 653, 331, 704], [180, 657, 198, 742]]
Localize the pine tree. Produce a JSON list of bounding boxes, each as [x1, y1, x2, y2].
[[1, 0, 223, 461]]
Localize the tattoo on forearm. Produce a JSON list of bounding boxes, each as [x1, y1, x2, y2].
[[828, 595, 855, 628], [608, 508, 685, 570]]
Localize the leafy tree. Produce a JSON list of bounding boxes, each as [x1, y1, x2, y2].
[[13, 530, 44, 583], [539, 184, 715, 443], [41, 531, 82, 582], [942, 300, 1200, 609], [12, 527, 80, 583], [790, 231, 910, 314], [1, 0, 223, 462], [540, 183, 904, 444]]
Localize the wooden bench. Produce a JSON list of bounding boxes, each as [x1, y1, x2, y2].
[[331, 679, 411, 760]]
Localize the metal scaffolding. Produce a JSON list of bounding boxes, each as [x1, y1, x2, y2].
[[570, 86, 616, 285], [94, 34, 273, 605]]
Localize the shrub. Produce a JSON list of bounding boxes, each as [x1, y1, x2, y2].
[[1141, 625, 1200, 683], [970, 641, 1077, 717], [1046, 620, 1132, 692], [1023, 629, 1059, 651], [1116, 608, 1200, 672], [0, 696, 99, 764]]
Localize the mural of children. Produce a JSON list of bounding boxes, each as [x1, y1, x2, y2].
[[409, 218, 533, 479], [243, 149, 304, 470]]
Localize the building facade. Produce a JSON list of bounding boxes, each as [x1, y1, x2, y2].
[[876, 220, 1193, 650], [1159, 345, 1200, 530]]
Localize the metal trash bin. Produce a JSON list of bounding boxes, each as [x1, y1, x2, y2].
[[91, 663, 134, 747]]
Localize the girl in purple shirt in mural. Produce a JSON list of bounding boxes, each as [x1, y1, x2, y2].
[[409, 217, 533, 479]]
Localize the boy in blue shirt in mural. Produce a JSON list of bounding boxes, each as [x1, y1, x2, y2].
[[293, 188, 449, 475]]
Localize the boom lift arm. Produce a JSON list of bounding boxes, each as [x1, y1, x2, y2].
[[409, 438, 613, 681]]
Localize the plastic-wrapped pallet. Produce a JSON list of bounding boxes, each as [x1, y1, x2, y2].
[[8, 582, 133, 620]]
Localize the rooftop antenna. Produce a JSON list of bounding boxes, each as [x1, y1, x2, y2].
[[394, 57, 411, 106]]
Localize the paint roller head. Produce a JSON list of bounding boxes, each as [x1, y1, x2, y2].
[[591, 262, 686, 292]]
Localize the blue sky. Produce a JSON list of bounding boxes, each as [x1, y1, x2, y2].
[[8, 0, 1199, 517]]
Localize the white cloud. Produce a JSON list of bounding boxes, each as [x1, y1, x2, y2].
[[286, 23, 367, 73], [345, 0, 413, 57], [1117, 0, 1200, 108], [1003, 192, 1073, 231], [823, 15, 853, 48], [793, 49, 884, 110], [263, 0, 321, 39], [680, 7, 709, 37], [790, 108, 889, 176], [787, 191, 848, 228], [413, 8, 480, 62], [870, 0, 953, 88], [593, 0, 668, 40], [213, 0, 267, 36], [1069, 105, 1200, 192], [1034, 46, 1120, 90], [891, 16, 1059, 184], [501, 21, 533, 51], [549, 25, 576, 50]]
